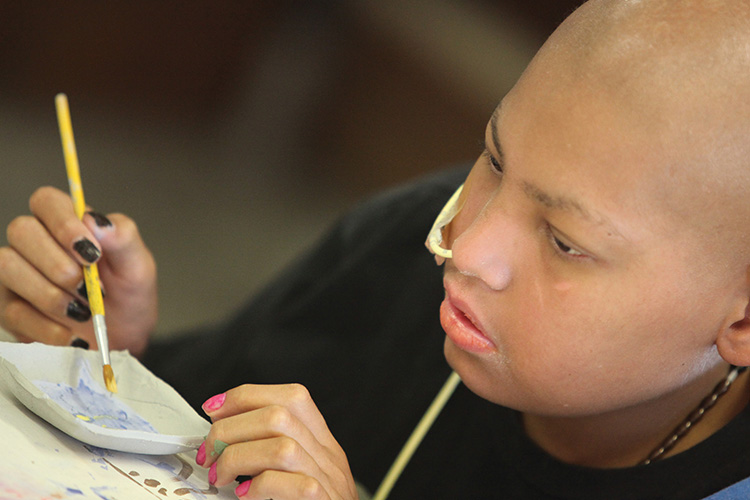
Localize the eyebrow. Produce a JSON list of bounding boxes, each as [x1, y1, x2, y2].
[[522, 182, 597, 222], [489, 104, 624, 238]]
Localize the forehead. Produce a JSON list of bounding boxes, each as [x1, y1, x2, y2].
[[489, 43, 750, 268], [492, 82, 667, 226]]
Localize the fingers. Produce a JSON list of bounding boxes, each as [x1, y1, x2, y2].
[[28, 186, 102, 265], [6, 214, 85, 298], [1, 186, 157, 354], [202, 404, 330, 471], [209, 438, 330, 490], [0, 187, 97, 345], [197, 385, 357, 499], [0, 286, 76, 346], [204, 384, 335, 447], [233, 470, 330, 500], [0, 247, 95, 344]]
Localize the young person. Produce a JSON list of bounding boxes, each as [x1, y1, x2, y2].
[[2, 0, 750, 498]]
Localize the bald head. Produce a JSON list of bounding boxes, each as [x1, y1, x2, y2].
[[538, 0, 750, 121], [513, 0, 750, 259]]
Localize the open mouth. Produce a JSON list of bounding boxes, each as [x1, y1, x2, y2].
[[440, 295, 496, 354]]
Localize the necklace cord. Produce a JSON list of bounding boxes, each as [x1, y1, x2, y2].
[[641, 365, 747, 465]]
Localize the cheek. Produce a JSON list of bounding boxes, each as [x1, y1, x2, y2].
[[519, 273, 722, 410]]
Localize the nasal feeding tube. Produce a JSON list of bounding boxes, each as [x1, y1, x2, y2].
[[425, 184, 464, 265]]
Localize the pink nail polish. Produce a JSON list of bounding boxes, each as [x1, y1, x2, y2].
[[202, 393, 226, 413], [196, 441, 206, 466], [208, 463, 218, 485], [235, 479, 252, 497]]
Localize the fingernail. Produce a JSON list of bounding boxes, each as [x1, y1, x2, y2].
[[196, 441, 206, 466], [76, 281, 88, 300], [202, 393, 226, 413], [235, 479, 252, 497], [70, 337, 90, 349], [77, 280, 106, 300], [66, 299, 91, 322], [87, 211, 112, 228], [208, 463, 217, 485], [73, 238, 101, 263]]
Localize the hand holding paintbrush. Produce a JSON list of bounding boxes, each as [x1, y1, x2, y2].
[[55, 93, 118, 393]]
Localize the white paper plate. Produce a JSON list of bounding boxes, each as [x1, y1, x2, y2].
[[0, 342, 209, 455]]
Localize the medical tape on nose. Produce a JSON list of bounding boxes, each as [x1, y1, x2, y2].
[[425, 184, 464, 264]]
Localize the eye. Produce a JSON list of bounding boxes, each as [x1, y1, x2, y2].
[[483, 148, 504, 175], [547, 228, 586, 258]]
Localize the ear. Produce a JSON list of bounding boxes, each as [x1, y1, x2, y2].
[[716, 299, 750, 367]]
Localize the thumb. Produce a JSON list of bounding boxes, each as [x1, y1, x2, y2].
[[82, 211, 156, 356], [83, 211, 155, 284]]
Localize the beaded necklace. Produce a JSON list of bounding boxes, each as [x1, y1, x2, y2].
[[641, 365, 747, 465]]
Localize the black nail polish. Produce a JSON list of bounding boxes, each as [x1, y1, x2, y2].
[[70, 337, 90, 349], [87, 211, 112, 228], [76, 281, 88, 300], [73, 239, 101, 263], [66, 299, 91, 322]]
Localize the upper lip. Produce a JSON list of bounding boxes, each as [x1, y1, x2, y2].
[[443, 277, 492, 340]]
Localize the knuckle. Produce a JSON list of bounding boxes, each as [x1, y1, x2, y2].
[[6, 216, 35, 243], [49, 260, 80, 287], [40, 287, 64, 315], [285, 383, 312, 405], [298, 476, 324, 499], [273, 436, 301, 468], [29, 186, 57, 211], [265, 404, 294, 431]]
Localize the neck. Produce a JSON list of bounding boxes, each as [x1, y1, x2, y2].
[[522, 364, 750, 468]]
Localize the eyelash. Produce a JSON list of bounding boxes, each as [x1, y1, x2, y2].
[[482, 148, 503, 175], [546, 226, 587, 259]]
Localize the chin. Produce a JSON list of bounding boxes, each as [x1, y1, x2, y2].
[[443, 337, 516, 407]]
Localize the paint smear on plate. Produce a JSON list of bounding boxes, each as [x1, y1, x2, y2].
[[34, 360, 157, 433]]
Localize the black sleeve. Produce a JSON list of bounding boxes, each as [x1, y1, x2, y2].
[[141, 166, 468, 491]]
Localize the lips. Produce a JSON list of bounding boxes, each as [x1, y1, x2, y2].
[[440, 287, 496, 354]]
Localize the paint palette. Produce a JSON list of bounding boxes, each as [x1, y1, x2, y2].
[[0, 342, 209, 455]]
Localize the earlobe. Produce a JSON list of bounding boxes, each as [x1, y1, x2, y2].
[[716, 301, 750, 367]]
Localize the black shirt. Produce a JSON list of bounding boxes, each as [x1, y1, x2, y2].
[[143, 167, 750, 499]]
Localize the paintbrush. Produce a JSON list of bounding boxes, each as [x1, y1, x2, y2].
[[55, 93, 118, 394]]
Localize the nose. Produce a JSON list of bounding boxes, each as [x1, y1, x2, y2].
[[450, 194, 517, 291]]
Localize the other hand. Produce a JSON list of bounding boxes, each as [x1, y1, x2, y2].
[[0, 186, 157, 356], [198, 383, 358, 500]]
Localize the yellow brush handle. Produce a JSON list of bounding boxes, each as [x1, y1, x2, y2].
[[56, 93, 115, 392], [56, 94, 106, 318], [82, 265, 105, 316], [55, 94, 86, 219]]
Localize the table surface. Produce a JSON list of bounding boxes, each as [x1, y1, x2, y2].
[[0, 375, 236, 499]]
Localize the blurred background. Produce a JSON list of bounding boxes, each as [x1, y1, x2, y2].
[[0, 0, 581, 339]]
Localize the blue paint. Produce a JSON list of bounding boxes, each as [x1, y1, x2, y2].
[[91, 486, 117, 500], [66, 487, 84, 495], [34, 360, 157, 433], [84, 445, 111, 457]]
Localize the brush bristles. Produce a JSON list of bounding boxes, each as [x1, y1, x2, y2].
[[103, 364, 118, 393]]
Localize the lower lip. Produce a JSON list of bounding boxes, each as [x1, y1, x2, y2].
[[440, 298, 496, 354]]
